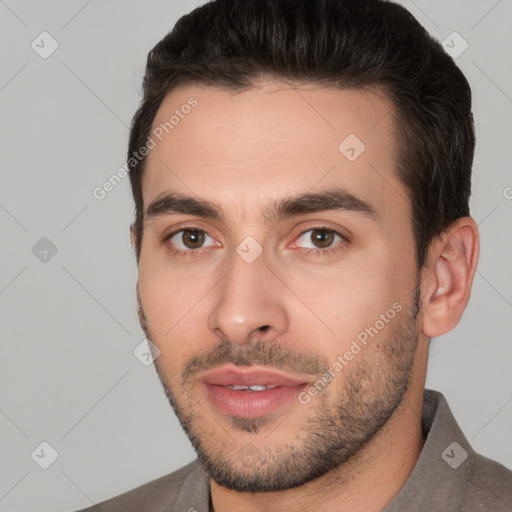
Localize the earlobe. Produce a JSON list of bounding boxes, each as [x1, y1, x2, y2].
[[421, 218, 479, 338]]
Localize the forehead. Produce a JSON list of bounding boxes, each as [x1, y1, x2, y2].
[[142, 81, 409, 222]]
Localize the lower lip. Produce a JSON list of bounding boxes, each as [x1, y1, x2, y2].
[[203, 383, 307, 418]]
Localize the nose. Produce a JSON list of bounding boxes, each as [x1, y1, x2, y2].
[[207, 249, 289, 345]]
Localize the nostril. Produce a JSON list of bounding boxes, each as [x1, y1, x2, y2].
[[258, 325, 270, 332]]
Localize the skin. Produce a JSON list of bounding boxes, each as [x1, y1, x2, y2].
[[131, 80, 479, 512]]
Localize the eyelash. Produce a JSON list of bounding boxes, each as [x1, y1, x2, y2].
[[163, 225, 347, 258], [293, 227, 347, 257], [163, 227, 215, 258]]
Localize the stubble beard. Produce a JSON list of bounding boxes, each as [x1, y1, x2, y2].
[[137, 286, 421, 492]]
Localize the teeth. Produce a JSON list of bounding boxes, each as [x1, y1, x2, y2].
[[248, 385, 269, 391], [226, 384, 278, 391]]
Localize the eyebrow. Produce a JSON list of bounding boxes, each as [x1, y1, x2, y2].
[[145, 193, 223, 222], [144, 187, 378, 224]]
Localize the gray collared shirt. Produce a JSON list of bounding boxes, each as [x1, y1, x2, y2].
[[78, 389, 512, 512]]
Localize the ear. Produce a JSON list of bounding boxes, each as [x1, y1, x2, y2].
[[420, 217, 479, 338]]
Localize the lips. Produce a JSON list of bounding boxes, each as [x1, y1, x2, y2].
[[200, 364, 311, 418], [199, 365, 310, 387]]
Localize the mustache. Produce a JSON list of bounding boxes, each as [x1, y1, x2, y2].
[[181, 338, 330, 386]]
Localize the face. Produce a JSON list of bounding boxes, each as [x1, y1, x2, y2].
[[135, 81, 422, 492]]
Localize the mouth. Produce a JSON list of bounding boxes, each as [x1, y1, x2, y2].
[[200, 364, 311, 418]]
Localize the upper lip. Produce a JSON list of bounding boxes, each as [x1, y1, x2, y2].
[[200, 364, 311, 387]]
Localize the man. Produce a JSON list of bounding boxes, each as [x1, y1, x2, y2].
[[79, 0, 512, 510]]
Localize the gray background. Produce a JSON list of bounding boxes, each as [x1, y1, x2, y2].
[[1, 0, 511, 511]]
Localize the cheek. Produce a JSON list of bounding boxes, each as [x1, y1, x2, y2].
[[138, 258, 218, 370], [138, 262, 201, 342], [295, 277, 362, 325], [282, 253, 411, 355]]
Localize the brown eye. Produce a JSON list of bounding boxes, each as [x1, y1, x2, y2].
[[168, 228, 216, 252], [310, 229, 335, 248], [293, 227, 345, 252], [181, 230, 205, 249]]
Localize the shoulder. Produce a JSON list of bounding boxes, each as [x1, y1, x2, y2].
[[75, 459, 201, 512], [462, 452, 512, 511]]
